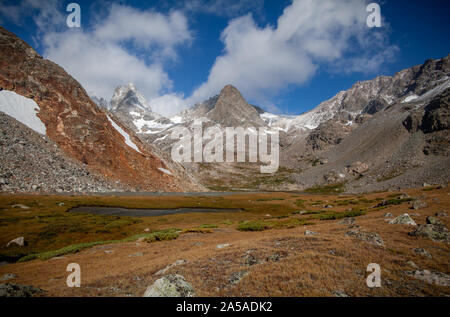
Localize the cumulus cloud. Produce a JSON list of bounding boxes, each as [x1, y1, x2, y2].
[[189, 0, 398, 105], [0, 1, 192, 116], [148, 93, 189, 116], [42, 4, 192, 110]]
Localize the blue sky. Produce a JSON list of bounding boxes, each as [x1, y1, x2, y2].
[[1, 0, 449, 116]]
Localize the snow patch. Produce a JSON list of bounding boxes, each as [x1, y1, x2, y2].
[[402, 95, 418, 103], [158, 167, 172, 175], [107, 115, 142, 154], [0, 90, 47, 135], [170, 115, 184, 124]]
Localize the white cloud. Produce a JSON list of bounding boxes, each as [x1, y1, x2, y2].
[[148, 93, 189, 117], [0, 1, 193, 116], [43, 31, 171, 101], [40, 4, 192, 115], [93, 5, 192, 59], [189, 0, 397, 105]]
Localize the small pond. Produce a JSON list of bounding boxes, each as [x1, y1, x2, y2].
[[69, 206, 245, 217]]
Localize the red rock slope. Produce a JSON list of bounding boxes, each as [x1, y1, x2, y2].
[[0, 27, 200, 192]]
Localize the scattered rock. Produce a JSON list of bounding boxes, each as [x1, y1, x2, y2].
[[143, 275, 195, 297], [11, 204, 29, 209], [399, 193, 410, 199], [332, 290, 349, 297], [58, 202, 65, 207], [49, 256, 66, 261], [104, 250, 114, 254], [0, 283, 44, 297], [426, 216, 444, 226], [216, 243, 231, 249], [389, 214, 417, 226], [345, 161, 369, 176], [305, 230, 317, 236], [383, 213, 394, 218], [128, 252, 143, 258], [324, 205, 333, 209], [243, 253, 258, 266], [144, 228, 150, 232], [229, 271, 248, 285], [406, 261, 419, 269], [155, 260, 188, 276], [412, 200, 428, 210], [339, 217, 355, 225], [435, 211, 447, 217], [346, 230, 384, 246], [413, 248, 432, 258], [0, 273, 17, 281], [405, 270, 450, 287], [6, 237, 25, 247], [409, 224, 450, 242], [266, 253, 285, 262]]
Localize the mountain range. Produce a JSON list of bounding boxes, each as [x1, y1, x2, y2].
[[0, 26, 448, 193]]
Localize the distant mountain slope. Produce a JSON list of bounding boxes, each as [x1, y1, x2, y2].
[[0, 26, 202, 193]]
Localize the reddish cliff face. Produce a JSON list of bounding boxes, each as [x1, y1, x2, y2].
[[0, 27, 195, 192]]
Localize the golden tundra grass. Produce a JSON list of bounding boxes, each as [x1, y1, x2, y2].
[[0, 186, 448, 297]]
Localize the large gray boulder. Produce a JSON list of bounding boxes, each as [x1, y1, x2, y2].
[[0, 283, 43, 297], [409, 224, 450, 242], [389, 214, 417, 226], [143, 275, 195, 297], [426, 216, 444, 226], [405, 270, 450, 287], [346, 230, 384, 246]]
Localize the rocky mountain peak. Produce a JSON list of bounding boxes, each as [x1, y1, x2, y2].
[[110, 83, 150, 112], [206, 84, 266, 127]]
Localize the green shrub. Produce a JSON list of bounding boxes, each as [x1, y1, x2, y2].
[[144, 230, 179, 243], [237, 221, 270, 232]]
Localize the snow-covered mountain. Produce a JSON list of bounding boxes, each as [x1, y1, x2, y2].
[[105, 83, 174, 134]]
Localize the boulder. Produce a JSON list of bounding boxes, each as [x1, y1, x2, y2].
[[406, 261, 419, 269], [216, 243, 231, 249], [346, 230, 384, 246], [143, 275, 195, 297], [389, 214, 417, 226], [155, 260, 188, 276], [345, 161, 369, 175], [339, 217, 355, 225], [409, 224, 450, 242], [0, 273, 17, 281], [413, 248, 432, 258], [412, 200, 428, 210], [332, 290, 349, 297], [229, 271, 248, 285], [426, 216, 444, 226], [405, 270, 450, 287], [6, 237, 25, 247], [0, 283, 43, 297]]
